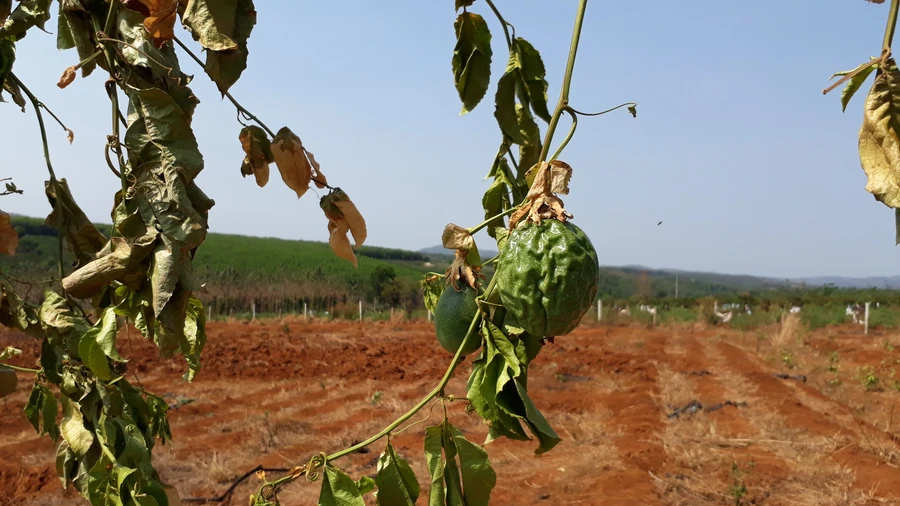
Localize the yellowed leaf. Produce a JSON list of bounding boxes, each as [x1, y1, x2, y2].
[[66, 129, 74, 145], [509, 160, 573, 230], [328, 220, 357, 268], [445, 250, 481, 290], [271, 127, 312, 199], [860, 67, 900, 207], [57, 66, 77, 89], [0, 210, 18, 256]]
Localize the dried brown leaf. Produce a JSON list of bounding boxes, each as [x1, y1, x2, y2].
[[327, 219, 357, 268], [442, 223, 474, 251], [66, 129, 74, 144], [0, 210, 18, 256], [57, 66, 77, 89], [445, 250, 481, 290], [239, 127, 270, 188], [549, 160, 572, 195], [334, 197, 366, 248], [308, 151, 328, 189], [271, 127, 312, 199]]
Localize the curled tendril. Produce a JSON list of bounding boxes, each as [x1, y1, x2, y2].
[[305, 452, 328, 483]]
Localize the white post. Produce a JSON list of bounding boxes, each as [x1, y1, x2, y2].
[[251, 300, 256, 321], [304, 302, 308, 322], [391, 307, 394, 319], [207, 304, 212, 322], [714, 301, 718, 314], [597, 300, 602, 321], [427, 310, 432, 322], [359, 300, 363, 322], [865, 302, 871, 335]]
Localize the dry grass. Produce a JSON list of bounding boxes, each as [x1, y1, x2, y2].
[[772, 313, 804, 347]]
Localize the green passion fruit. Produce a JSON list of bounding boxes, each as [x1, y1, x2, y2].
[[434, 285, 482, 355], [496, 219, 599, 337]]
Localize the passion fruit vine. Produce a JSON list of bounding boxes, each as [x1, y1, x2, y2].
[[495, 219, 600, 337], [433, 285, 483, 355]]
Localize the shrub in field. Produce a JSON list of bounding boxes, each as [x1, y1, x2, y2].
[[0, 1, 638, 505]]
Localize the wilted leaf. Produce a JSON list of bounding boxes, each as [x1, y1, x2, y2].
[[182, 296, 206, 381], [0, 346, 20, 361], [0, 366, 15, 398], [271, 127, 312, 199], [0, 38, 14, 97], [181, 0, 257, 93], [328, 219, 357, 268], [78, 316, 115, 381], [509, 161, 573, 230], [516, 105, 542, 175], [57, 65, 76, 89], [0, 0, 52, 40], [482, 177, 510, 239], [309, 151, 328, 189], [442, 223, 475, 251], [446, 249, 481, 291], [452, 12, 492, 113], [66, 128, 74, 144], [318, 465, 366, 506], [44, 179, 107, 267], [63, 233, 157, 299], [56, 4, 95, 78], [238, 125, 270, 187], [375, 441, 420, 506], [455, 0, 476, 10], [0, 209, 18, 255], [627, 104, 637, 117], [25, 384, 58, 440], [420, 274, 444, 313], [859, 64, 900, 208]]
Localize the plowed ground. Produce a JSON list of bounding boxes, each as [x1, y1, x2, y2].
[[3, 318, 900, 505]]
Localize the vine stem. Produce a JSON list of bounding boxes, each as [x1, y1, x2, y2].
[[468, 207, 518, 235], [9, 72, 65, 285], [538, 0, 589, 163], [2, 364, 40, 374], [485, 0, 513, 48], [884, 0, 900, 53], [172, 36, 277, 139], [94, 0, 129, 194]]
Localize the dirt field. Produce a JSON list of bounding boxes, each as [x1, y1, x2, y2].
[[3, 316, 900, 505]]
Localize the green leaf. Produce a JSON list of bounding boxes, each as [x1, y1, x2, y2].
[[514, 379, 560, 454], [452, 12, 492, 113], [0, 280, 41, 337], [56, 440, 77, 488], [513, 38, 551, 123], [482, 174, 510, 236], [318, 465, 366, 506], [450, 426, 496, 506], [78, 314, 115, 381], [181, 0, 257, 93], [0, 38, 14, 91], [0, 365, 16, 398], [896, 208, 900, 245], [60, 396, 93, 456], [87, 307, 125, 362], [25, 383, 59, 439], [483, 320, 519, 377], [375, 441, 420, 506], [440, 422, 465, 506], [516, 105, 542, 177], [181, 296, 207, 381], [0, 0, 51, 40], [494, 70, 522, 143], [841, 64, 878, 113], [56, 3, 96, 77], [424, 425, 445, 506], [859, 64, 900, 209], [420, 275, 445, 313], [132, 88, 204, 182]]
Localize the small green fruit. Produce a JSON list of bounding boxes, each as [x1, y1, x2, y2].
[[434, 285, 482, 355]]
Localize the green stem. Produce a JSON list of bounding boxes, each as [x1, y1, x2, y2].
[[94, 3, 129, 194], [10, 73, 64, 285], [885, 0, 900, 53], [550, 109, 577, 161], [2, 364, 40, 374], [485, 0, 513, 48], [172, 36, 278, 138], [468, 207, 518, 235], [538, 0, 589, 163]]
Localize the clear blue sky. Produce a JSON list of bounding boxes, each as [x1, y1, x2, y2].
[[0, 1, 895, 278]]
